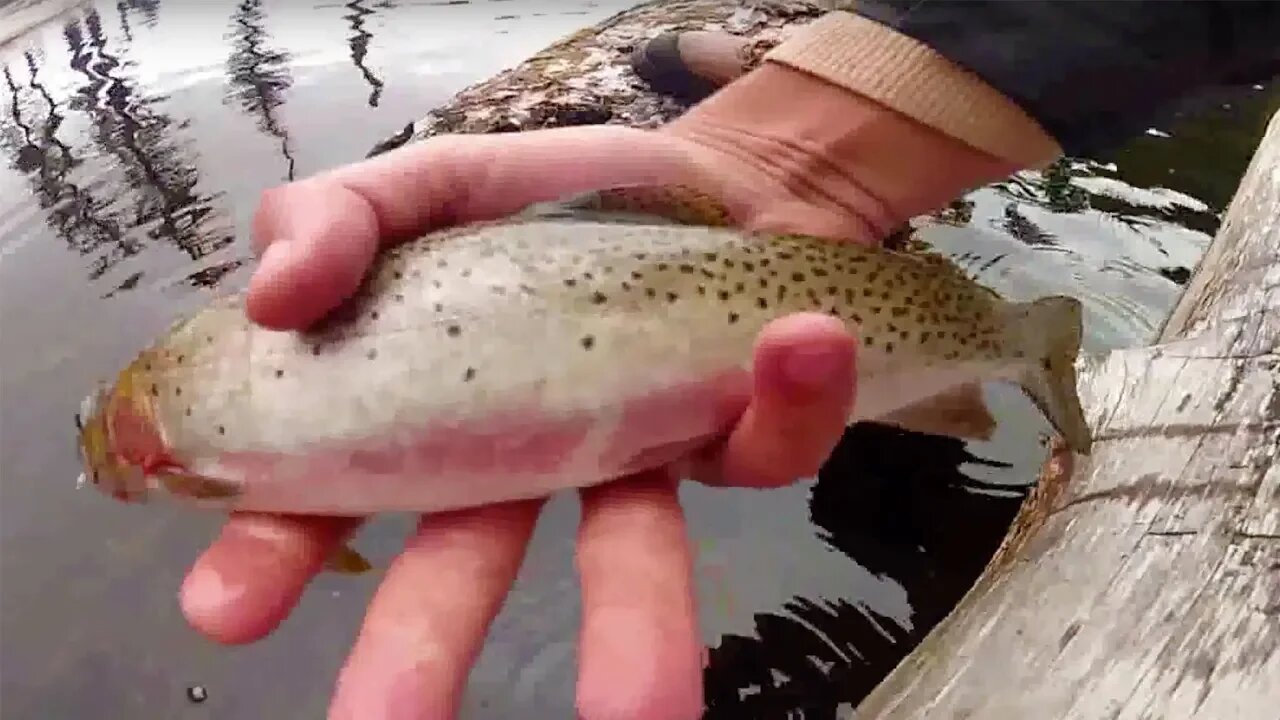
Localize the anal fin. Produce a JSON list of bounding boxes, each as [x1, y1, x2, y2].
[[324, 544, 374, 575], [875, 382, 998, 441]]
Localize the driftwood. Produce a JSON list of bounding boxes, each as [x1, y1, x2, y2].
[[853, 113, 1280, 719], [368, 1, 1278, 717]]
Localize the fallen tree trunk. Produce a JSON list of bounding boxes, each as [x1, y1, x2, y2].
[[368, 2, 1278, 717], [367, 0, 838, 157], [854, 112, 1280, 719]]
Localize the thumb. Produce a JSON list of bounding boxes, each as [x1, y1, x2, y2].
[[708, 313, 857, 488], [245, 126, 699, 330]]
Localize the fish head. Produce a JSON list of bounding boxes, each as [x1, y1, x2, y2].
[[74, 366, 162, 503]]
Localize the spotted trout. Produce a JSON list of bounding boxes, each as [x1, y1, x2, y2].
[[76, 186, 1093, 522]]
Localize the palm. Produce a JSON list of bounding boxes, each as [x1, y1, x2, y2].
[[180, 125, 859, 720]]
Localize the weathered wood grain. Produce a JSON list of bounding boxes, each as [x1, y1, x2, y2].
[[852, 112, 1280, 720]]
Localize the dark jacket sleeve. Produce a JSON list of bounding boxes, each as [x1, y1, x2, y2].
[[856, 0, 1280, 157]]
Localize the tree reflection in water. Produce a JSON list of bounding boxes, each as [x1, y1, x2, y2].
[[344, 0, 385, 107], [704, 423, 1026, 717], [225, 0, 297, 181]]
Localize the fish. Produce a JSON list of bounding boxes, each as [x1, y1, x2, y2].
[[75, 185, 1093, 526]]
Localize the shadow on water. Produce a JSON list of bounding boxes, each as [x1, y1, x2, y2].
[[1, 1, 1277, 718]]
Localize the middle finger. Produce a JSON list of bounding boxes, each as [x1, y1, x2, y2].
[[575, 471, 703, 720], [328, 499, 544, 720]]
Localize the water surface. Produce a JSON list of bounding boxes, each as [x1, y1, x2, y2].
[[1, 2, 1275, 717]]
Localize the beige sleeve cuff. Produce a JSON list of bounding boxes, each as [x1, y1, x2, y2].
[[764, 12, 1064, 169]]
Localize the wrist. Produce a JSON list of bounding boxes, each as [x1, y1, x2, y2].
[[667, 62, 1022, 236]]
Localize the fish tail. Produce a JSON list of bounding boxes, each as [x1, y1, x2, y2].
[[1012, 296, 1094, 455]]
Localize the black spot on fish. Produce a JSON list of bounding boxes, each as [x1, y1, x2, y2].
[[885, 341, 895, 353], [564, 278, 577, 287], [645, 288, 657, 298], [150, 384, 158, 397], [367, 349, 378, 360], [217, 425, 226, 435], [434, 302, 444, 313], [581, 335, 595, 350], [185, 408, 192, 417], [175, 387, 182, 397], [666, 292, 679, 303], [590, 291, 608, 305], [393, 270, 403, 280], [394, 294, 405, 303], [717, 289, 731, 301], [370, 311, 380, 320], [679, 264, 695, 274], [447, 324, 461, 337], [757, 297, 768, 309], [728, 312, 740, 324], [275, 369, 284, 379], [464, 367, 476, 382]]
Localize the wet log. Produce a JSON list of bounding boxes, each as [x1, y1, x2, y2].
[[367, 0, 847, 157], [369, 3, 1277, 717], [853, 112, 1280, 719]]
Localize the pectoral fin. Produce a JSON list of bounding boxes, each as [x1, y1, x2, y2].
[[157, 471, 243, 500], [876, 383, 998, 441], [324, 544, 374, 575]]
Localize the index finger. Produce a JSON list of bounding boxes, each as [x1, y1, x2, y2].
[[246, 126, 697, 330]]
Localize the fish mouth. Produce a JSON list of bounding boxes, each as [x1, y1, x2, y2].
[[75, 384, 149, 503]]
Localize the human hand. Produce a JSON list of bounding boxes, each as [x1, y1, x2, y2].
[[180, 63, 1010, 720]]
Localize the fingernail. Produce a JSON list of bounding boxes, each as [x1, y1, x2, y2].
[[255, 239, 296, 277], [182, 567, 246, 615], [781, 345, 845, 392]]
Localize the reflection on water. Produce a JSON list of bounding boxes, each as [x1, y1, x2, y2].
[[343, 0, 384, 107], [1, 1, 1276, 718], [704, 424, 1023, 717], [225, 0, 296, 180]]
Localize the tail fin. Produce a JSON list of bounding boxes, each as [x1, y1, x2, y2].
[[1012, 296, 1094, 455]]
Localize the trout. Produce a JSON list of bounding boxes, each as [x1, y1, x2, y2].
[[76, 186, 1093, 524]]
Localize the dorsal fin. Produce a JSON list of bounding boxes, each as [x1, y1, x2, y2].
[[519, 184, 737, 228]]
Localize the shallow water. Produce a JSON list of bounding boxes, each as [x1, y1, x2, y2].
[[1, 1, 1276, 717]]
